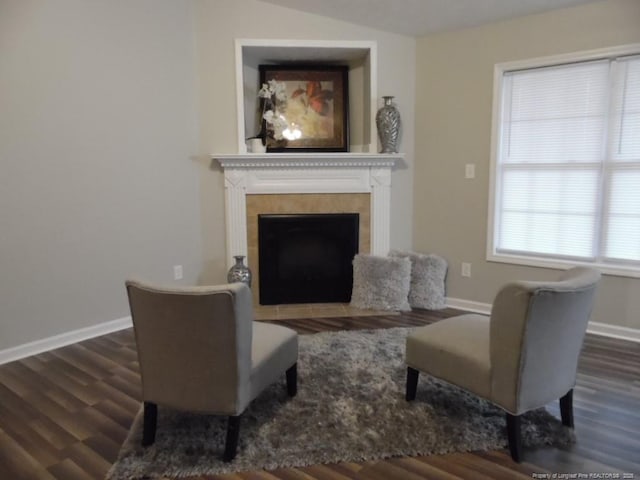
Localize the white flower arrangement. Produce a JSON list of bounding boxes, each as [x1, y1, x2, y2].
[[258, 80, 288, 140]]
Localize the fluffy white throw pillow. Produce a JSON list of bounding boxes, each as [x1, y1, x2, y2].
[[390, 250, 447, 310], [350, 254, 411, 311]]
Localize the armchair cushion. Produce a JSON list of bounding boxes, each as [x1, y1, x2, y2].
[[250, 322, 298, 400], [406, 314, 491, 398]]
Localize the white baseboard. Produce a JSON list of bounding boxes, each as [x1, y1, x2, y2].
[[586, 321, 640, 343], [446, 297, 492, 315], [0, 316, 133, 365], [446, 297, 640, 344]]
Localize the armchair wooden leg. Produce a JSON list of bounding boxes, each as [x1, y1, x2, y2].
[[286, 363, 297, 397], [506, 413, 522, 463], [142, 401, 157, 447], [560, 389, 574, 428], [223, 415, 241, 462], [406, 367, 419, 401]]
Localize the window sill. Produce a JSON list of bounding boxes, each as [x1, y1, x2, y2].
[[486, 252, 640, 279]]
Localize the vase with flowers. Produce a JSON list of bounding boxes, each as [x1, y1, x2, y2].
[[247, 80, 289, 152]]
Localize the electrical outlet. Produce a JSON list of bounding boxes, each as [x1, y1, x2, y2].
[[465, 164, 475, 179], [173, 265, 183, 280], [461, 262, 471, 277]]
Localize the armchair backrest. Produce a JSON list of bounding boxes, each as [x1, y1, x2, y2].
[[125, 280, 254, 415], [489, 267, 600, 414]]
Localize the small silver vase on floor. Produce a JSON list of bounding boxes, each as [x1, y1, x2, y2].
[[227, 255, 252, 287], [376, 96, 401, 153]]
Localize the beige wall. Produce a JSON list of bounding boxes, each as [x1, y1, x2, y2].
[[193, 0, 417, 284], [0, 0, 202, 351], [414, 0, 640, 329], [9, 0, 633, 353], [0, 0, 416, 352]]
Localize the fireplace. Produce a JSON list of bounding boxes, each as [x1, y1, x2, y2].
[[258, 213, 359, 305], [214, 153, 400, 306]]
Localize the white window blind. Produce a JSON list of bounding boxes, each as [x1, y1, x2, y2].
[[605, 56, 640, 262], [494, 55, 640, 267]]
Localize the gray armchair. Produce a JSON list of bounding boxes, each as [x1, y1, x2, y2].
[[405, 267, 600, 461], [125, 280, 298, 462]]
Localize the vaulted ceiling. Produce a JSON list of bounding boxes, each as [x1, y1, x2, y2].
[[259, 0, 602, 36]]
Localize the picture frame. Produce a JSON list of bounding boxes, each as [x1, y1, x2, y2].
[[259, 64, 349, 152]]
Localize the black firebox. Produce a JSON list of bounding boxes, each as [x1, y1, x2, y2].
[[258, 213, 359, 305]]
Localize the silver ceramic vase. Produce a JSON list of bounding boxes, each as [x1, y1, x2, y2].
[[375, 96, 401, 153], [227, 255, 252, 287]]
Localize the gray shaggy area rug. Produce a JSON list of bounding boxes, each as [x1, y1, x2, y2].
[[107, 327, 574, 479]]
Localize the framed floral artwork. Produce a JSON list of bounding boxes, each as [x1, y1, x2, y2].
[[258, 64, 349, 152]]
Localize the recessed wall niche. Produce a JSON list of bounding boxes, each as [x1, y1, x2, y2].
[[235, 39, 377, 154]]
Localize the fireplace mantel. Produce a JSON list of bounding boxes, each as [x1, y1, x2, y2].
[[213, 153, 403, 269], [216, 152, 399, 168]]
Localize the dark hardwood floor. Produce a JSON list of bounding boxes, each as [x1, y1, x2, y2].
[[0, 308, 638, 479]]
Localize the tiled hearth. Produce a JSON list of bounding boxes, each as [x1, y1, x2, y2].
[[214, 152, 402, 308]]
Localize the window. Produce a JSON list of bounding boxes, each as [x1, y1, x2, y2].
[[488, 46, 640, 277]]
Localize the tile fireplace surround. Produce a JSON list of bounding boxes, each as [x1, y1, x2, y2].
[[214, 152, 402, 304]]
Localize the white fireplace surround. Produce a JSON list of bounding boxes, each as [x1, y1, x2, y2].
[[214, 153, 402, 269]]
